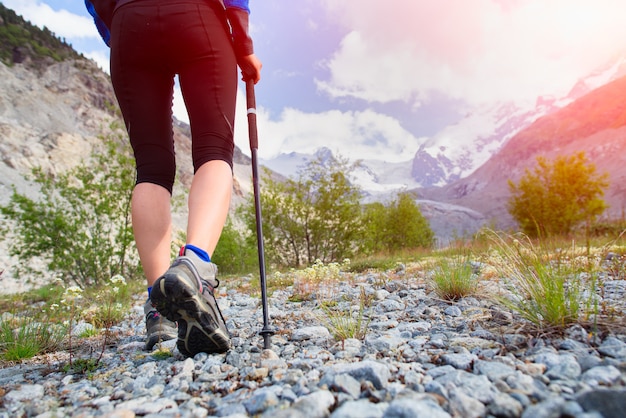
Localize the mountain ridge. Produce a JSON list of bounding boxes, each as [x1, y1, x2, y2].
[[419, 73, 626, 232]]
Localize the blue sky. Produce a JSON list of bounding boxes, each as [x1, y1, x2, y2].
[[4, 0, 626, 162]]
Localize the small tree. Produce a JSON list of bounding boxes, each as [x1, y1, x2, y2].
[[508, 152, 609, 237], [211, 217, 258, 275], [243, 154, 363, 268], [1, 128, 141, 288], [361, 192, 434, 253]]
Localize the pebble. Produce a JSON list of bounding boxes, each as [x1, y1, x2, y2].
[[1, 271, 626, 418]]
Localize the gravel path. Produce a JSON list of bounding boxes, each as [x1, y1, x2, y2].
[[1, 269, 626, 418]]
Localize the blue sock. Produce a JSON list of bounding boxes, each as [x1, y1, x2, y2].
[[184, 244, 211, 262], [147, 286, 152, 298]]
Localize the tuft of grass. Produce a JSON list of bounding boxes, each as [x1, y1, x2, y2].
[[0, 315, 65, 361], [428, 255, 478, 301], [487, 231, 598, 330], [320, 287, 372, 344], [0, 274, 135, 364], [77, 327, 99, 339], [85, 275, 131, 329]]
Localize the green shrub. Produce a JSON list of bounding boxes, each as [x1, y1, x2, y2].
[[212, 217, 258, 275], [508, 152, 608, 237], [361, 192, 434, 254], [1, 129, 141, 288]]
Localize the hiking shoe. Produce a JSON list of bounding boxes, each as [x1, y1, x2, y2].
[[150, 247, 231, 357], [144, 298, 177, 351]]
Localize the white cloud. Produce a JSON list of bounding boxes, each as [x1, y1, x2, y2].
[[244, 105, 421, 162], [3, 0, 99, 40], [84, 50, 110, 74], [318, 0, 626, 106]]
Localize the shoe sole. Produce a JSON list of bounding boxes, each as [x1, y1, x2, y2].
[[151, 274, 231, 357]]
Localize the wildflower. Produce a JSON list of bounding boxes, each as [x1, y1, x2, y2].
[[65, 286, 83, 296], [110, 275, 126, 285]]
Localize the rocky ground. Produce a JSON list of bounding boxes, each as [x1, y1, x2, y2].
[[1, 267, 626, 418]]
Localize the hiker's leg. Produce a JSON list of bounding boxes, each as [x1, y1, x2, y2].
[[177, 0, 237, 257], [110, 2, 178, 285], [186, 160, 232, 256], [131, 183, 172, 286]]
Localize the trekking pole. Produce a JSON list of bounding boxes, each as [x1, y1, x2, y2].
[[245, 80, 274, 350]]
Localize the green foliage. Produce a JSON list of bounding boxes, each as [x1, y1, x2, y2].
[[212, 217, 258, 275], [1, 129, 141, 288], [508, 152, 609, 237], [0, 272, 135, 363], [0, 3, 81, 68], [588, 218, 626, 238], [89, 275, 131, 329], [63, 358, 100, 375], [428, 255, 478, 301], [488, 231, 598, 329], [151, 348, 174, 360], [0, 313, 65, 361], [243, 154, 363, 267], [361, 192, 434, 253], [345, 256, 398, 273], [242, 159, 433, 268]]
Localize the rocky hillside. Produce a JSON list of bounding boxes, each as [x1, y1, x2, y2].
[[0, 6, 257, 292]]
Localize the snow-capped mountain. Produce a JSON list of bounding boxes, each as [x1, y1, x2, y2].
[[261, 55, 626, 198], [564, 54, 626, 103], [412, 55, 626, 187], [260, 147, 423, 203], [411, 100, 552, 187], [260, 148, 420, 201], [422, 71, 626, 236]]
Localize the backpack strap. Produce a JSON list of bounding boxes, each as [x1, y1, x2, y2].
[[84, 0, 116, 46], [224, 0, 250, 13]]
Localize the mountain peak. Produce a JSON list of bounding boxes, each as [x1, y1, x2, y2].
[[314, 147, 334, 161]]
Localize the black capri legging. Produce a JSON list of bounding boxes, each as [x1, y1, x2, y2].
[[110, 0, 237, 194]]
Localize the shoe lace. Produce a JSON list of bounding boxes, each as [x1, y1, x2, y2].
[[200, 277, 220, 293], [200, 279, 228, 328]]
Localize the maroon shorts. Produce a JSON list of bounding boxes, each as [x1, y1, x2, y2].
[[110, 0, 237, 193]]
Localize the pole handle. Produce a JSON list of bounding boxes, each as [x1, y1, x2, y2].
[[246, 80, 259, 150]]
